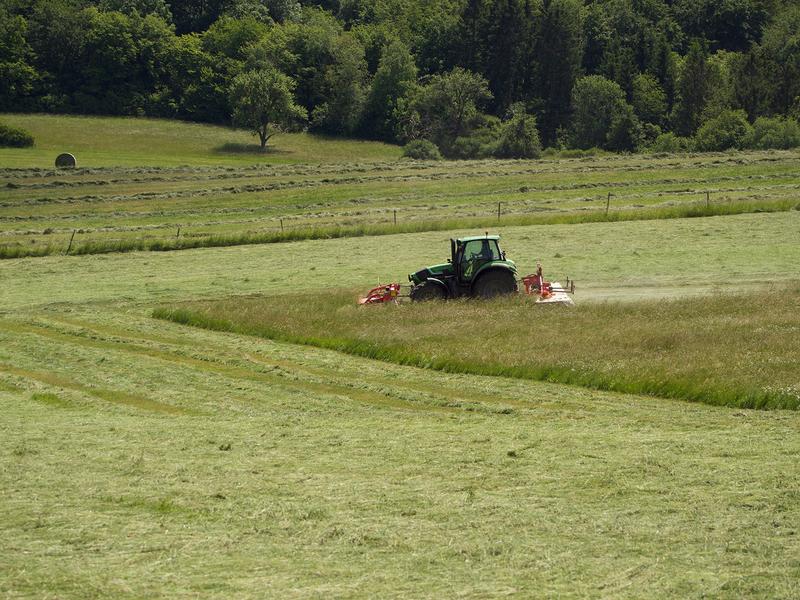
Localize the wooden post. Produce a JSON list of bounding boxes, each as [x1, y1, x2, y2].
[[394, 209, 397, 225], [65, 230, 76, 254], [280, 218, 284, 232], [176, 226, 181, 238], [605, 192, 612, 216], [497, 202, 502, 221], [706, 191, 710, 208]]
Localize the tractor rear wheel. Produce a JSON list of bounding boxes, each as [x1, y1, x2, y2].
[[410, 281, 447, 302], [473, 270, 518, 299]]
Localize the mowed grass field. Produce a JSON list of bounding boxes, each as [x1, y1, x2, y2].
[[2, 116, 800, 597], [2, 114, 799, 257]]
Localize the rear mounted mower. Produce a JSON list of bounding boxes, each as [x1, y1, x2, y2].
[[358, 234, 575, 305]]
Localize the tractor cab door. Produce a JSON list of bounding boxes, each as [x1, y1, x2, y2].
[[458, 239, 501, 283]]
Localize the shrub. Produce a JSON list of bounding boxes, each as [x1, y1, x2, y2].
[[605, 106, 643, 152], [0, 123, 34, 148], [449, 132, 497, 159], [558, 148, 600, 159], [648, 132, 691, 153], [448, 117, 501, 159], [744, 116, 800, 150], [401, 139, 441, 160], [494, 103, 542, 159], [693, 110, 753, 151]]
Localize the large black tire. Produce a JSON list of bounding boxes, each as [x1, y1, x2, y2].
[[410, 280, 447, 302], [473, 269, 518, 299]]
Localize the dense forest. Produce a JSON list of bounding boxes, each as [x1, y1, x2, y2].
[[2, 0, 800, 157]]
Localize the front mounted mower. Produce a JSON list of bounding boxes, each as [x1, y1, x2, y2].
[[359, 234, 575, 305]]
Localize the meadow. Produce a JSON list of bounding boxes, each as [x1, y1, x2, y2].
[[2, 115, 799, 258], [156, 286, 800, 410], [2, 115, 800, 598]]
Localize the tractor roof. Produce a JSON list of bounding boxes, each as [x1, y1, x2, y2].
[[455, 234, 500, 243]]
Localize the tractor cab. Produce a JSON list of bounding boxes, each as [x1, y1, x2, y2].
[[408, 234, 518, 300], [451, 236, 507, 283]]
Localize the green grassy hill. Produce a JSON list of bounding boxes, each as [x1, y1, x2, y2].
[[0, 114, 402, 168]]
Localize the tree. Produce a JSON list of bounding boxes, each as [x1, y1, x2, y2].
[[311, 33, 368, 135], [202, 16, 269, 61], [631, 73, 667, 125], [224, 0, 301, 24], [745, 116, 800, 149], [409, 67, 492, 152], [495, 102, 542, 158], [672, 39, 711, 135], [98, 0, 173, 22], [606, 104, 643, 152], [484, 0, 527, 112], [535, 0, 584, 145], [229, 68, 307, 150], [570, 75, 629, 149], [731, 48, 772, 121], [760, 5, 800, 115], [0, 8, 37, 110], [168, 0, 227, 33], [361, 39, 418, 141], [672, 0, 768, 52], [693, 109, 752, 151]]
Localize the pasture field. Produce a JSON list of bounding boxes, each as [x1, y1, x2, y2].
[[2, 115, 799, 257], [2, 210, 800, 597], [0, 114, 402, 168], [2, 116, 800, 597]]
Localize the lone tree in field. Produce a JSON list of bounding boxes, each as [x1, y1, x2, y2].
[[229, 68, 307, 151]]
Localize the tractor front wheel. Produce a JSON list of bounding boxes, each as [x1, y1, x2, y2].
[[410, 281, 447, 302], [473, 270, 518, 299]]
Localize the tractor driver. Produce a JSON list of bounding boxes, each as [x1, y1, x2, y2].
[[463, 240, 495, 279], [478, 239, 494, 260]]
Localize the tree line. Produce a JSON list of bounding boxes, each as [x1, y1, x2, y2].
[[2, 0, 799, 157]]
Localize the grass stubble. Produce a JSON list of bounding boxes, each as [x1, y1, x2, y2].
[[3, 305, 800, 598]]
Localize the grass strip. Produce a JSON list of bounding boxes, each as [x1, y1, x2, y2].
[[154, 288, 800, 411], [3, 197, 798, 259]]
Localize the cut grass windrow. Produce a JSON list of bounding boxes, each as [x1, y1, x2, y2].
[[3, 197, 798, 259], [154, 287, 800, 411]]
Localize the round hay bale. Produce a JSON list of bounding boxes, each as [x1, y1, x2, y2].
[[55, 153, 77, 169]]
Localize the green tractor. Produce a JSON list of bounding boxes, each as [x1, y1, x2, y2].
[[408, 234, 518, 301]]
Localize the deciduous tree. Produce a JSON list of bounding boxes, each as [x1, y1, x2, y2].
[[229, 67, 307, 150]]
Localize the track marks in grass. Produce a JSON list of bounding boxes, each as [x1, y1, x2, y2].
[[49, 313, 528, 412], [0, 363, 187, 415], [0, 318, 508, 415]]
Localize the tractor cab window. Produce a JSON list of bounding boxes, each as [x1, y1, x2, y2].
[[460, 239, 501, 280]]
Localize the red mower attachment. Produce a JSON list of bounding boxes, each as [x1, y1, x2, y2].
[[358, 282, 403, 305], [522, 263, 575, 305]]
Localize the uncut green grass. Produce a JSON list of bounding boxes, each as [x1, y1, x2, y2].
[[156, 285, 800, 410]]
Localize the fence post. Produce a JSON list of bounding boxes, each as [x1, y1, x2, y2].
[[65, 230, 76, 255], [497, 202, 502, 221], [706, 191, 710, 208], [176, 226, 181, 239], [394, 209, 397, 225], [280, 218, 284, 232]]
